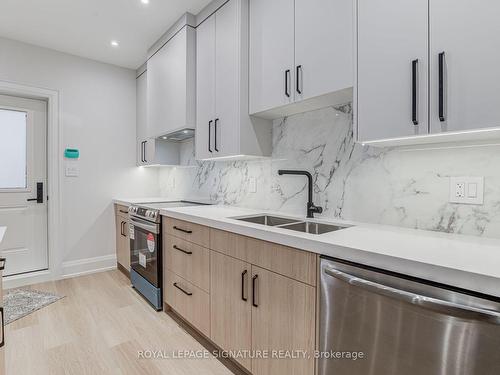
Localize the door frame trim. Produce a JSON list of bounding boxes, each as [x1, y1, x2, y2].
[[0, 80, 62, 288]]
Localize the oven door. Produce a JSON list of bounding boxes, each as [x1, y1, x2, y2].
[[129, 216, 161, 288]]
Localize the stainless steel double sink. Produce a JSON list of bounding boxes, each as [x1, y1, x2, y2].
[[234, 215, 349, 235]]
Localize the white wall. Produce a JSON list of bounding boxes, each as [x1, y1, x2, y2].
[[0, 37, 159, 272]]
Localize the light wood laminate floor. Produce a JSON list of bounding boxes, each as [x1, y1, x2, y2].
[[5, 270, 233, 375]]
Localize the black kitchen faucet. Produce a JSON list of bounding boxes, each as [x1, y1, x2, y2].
[[277, 170, 323, 218]]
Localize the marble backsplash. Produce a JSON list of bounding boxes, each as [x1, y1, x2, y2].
[[158, 105, 500, 239]]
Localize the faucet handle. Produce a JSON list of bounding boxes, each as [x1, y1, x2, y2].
[[312, 205, 323, 214]]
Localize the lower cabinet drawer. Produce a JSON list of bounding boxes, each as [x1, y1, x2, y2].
[[165, 271, 210, 337], [164, 236, 210, 292]]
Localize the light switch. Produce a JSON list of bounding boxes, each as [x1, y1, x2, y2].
[[468, 183, 478, 198], [248, 177, 257, 193], [65, 164, 79, 177], [449, 177, 484, 205]]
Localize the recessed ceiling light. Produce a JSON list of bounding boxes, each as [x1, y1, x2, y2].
[[110, 40, 119, 47], [141, 0, 149, 4]]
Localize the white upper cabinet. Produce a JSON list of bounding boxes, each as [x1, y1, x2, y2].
[[147, 26, 196, 139], [214, 0, 240, 158], [357, 0, 429, 142], [429, 0, 500, 134], [295, 0, 353, 103], [195, 0, 271, 160], [249, 0, 353, 119], [136, 69, 180, 166], [136, 70, 148, 166], [357, 0, 500, 146], [249, 0, 295, 115], [195, 15, 216, 160]]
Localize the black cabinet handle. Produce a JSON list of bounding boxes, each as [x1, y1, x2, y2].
[[0, 307, 4, 348], [241, 270, 248, 301], [27, 182, 43, 203], [141, 141, 145, 162], [285, 69, 291, 97], [173, 226, 192, 234], [143, 140, 148, 163], [412, 59, 419, 125], [438, 52, 446, 122], [0, 257, 5, 271], [119, 210, 128, 214], [173, 282, 192, 296], [208, 120, 213, 153], [214, 118, 219, 152], [120, 221, 127, 237], [296, 65, 302, 94], [173, 245, 192, 255], [252, 274, 259, 307]]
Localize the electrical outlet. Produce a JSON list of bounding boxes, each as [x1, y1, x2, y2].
[[449, 177, 484, 205], [455, 183, 465, 198], [248, 177, 257, 193]]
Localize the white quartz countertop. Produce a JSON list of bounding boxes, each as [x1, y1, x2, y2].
[[113, 197, 177, 206], [113, 197, 215, 207], [0, 227, 5, 244], [159, 205, 500, 298]]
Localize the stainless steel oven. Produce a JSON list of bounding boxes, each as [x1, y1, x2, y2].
[[319, 256, 500, 375], [128, 201, 209, 310], [129, 208, 162, 310], [130, 216, 161, 288]]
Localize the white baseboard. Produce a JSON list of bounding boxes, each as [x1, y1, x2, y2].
[[3, 270, 54, 289], [2, 254, 118, 289], [61, 254, 117, 279]]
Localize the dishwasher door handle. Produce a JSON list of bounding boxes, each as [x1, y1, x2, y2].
[[324, 267, 500, 324]]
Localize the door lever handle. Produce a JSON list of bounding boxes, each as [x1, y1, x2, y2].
[[26, 182, 43, 203]]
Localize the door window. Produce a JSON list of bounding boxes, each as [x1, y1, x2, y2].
[[0, 109, 27, 189]]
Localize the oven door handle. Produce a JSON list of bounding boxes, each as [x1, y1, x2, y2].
[[129, 217, 160, 234], [325, 267, 500, 324]]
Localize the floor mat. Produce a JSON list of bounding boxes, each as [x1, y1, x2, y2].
[[3, 288, 64, 324]]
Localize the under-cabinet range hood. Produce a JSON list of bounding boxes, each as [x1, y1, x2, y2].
[[159, 128, 195, 142]]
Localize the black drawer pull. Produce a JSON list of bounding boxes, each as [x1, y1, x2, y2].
[[0, 257, 5, 271], [119, 209, 128, 214], [285, 69, 291, 97], [296, 65, 303, 94], [438, 52, 446, 122], [173, 282, 192, 296], [241, 270, 248, 301], [173, 245, 192, 255], [173, 226, 192, 234], [412, 59, 419, 125], [0, 307, 4, 348], [252, 274, 259, 307]]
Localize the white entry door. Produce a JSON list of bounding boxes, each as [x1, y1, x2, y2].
[[0, 95, 48, 276]]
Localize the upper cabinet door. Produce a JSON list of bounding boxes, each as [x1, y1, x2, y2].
[[147, 26, 196, 138], [214, 0, 240, 157], [136, 71, 147, 166], [196, 15, 216, 160], [249, 0, 295, 115], [357, 0, 428, 142], [430, 0, 500, 133], [295, 0, 353, 102]]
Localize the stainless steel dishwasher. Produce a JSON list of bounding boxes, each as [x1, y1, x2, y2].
[[319, 257, 500, 375]]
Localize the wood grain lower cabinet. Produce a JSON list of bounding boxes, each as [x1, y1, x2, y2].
[[251, 265, 316, 375], [165, 272, 210, 337], [165, 236, 210, 292], [210, 251, 252, 371], [0, 259, 4, 375], [115, 209, 130, 273]]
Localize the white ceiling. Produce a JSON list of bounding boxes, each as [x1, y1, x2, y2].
[[0, 0, 211, 69]]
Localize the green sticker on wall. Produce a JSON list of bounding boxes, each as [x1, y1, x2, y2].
[[64, 148, 79, 159]]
